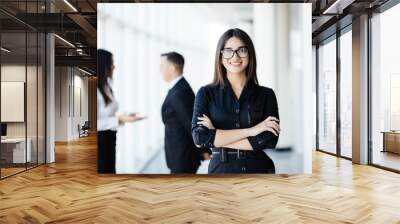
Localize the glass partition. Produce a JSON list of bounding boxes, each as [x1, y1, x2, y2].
[[0, 1, 46, 179], [317, 37, 337, 155], [27, 31, 38, 169], [1, 30, 28, 177]]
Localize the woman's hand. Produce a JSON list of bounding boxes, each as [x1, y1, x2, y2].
[[118, 114, 147, 125], [197, 114, 215, 129], [249, 116, 280, 136]]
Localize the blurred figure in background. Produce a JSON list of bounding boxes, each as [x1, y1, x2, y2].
[[97, 49, 146, 173], [160, 52, 211, 174]]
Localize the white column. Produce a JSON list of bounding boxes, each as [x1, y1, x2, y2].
[[54, 67, 74, 141], [46, 33, 55, 163], [45, 0, 56, 163], [253, 4, 276, 89], [352, 14, 369, 164]]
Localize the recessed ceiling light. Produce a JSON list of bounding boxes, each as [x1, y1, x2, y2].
[[322, 0, 354, 15], [78, 67, 92, 76], [63, 0, 78, 12], [1, 47, 11, 53], [54, 34, 75, 48]]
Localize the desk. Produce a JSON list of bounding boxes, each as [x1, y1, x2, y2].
[[1, 138, 31, 163], [382, 131, 400, 154]]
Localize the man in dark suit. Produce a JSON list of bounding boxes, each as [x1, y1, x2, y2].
[[160, 52, 210, 174]]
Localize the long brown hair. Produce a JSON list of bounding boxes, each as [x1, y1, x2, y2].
[[211, 28, 258, 87]]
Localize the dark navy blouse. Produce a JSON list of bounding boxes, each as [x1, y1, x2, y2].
[[191, 76, 279, 151]]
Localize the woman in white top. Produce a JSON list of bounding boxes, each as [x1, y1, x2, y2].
[[97, 49, 145, 173]]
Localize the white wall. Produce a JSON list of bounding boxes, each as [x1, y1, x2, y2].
[[55, 67, 68, 141], [1, 65, 40, 138], [54, 67, 89, 141], [253, 4, 312, 173], [1, 66, 26, 132], [1, 63, 46, 164]]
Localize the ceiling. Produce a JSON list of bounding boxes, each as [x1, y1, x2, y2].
[[310, 0, 390, 43]]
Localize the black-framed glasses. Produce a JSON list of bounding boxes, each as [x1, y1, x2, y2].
[[221, 47, 249, 59]]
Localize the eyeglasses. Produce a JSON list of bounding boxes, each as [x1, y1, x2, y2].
[[221, 47, 249, 59]]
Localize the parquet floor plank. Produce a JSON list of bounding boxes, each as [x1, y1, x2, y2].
[[1, 135, 399, 223]]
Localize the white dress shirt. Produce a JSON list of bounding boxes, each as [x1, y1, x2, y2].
[[97, 82, 119, 131], [168, 75, 183, 90]]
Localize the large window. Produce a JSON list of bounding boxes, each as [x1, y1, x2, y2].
[[340, 29, 352, 158], [317, 37, 337, 154], [316, 28, 353, 159], [371, 3, 400, 171]]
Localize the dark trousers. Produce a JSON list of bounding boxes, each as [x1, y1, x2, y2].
[[208, 151, 275, 174], [97, 130, 117, 173], [170, 164, 199, 174]]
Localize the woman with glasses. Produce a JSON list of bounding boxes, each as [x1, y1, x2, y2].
[[191, 28, 280, 174]]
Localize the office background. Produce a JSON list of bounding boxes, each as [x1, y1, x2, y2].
[[1, 1, 400, 222], [97, 3, 312, 174], [315, 3, 400, 171], [1, 19, 46, 178]]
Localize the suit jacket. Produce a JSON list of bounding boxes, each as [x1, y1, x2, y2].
[[161, 77, 209, 173]]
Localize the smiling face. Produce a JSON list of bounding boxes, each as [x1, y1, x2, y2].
[[212, 28, 258, 87], [221, 37, 249, 75]]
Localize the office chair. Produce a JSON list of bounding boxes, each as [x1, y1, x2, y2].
[[78, 121, 90, 138]]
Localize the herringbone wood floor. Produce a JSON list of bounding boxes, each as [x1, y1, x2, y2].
[[1, 135, 400, 224]]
